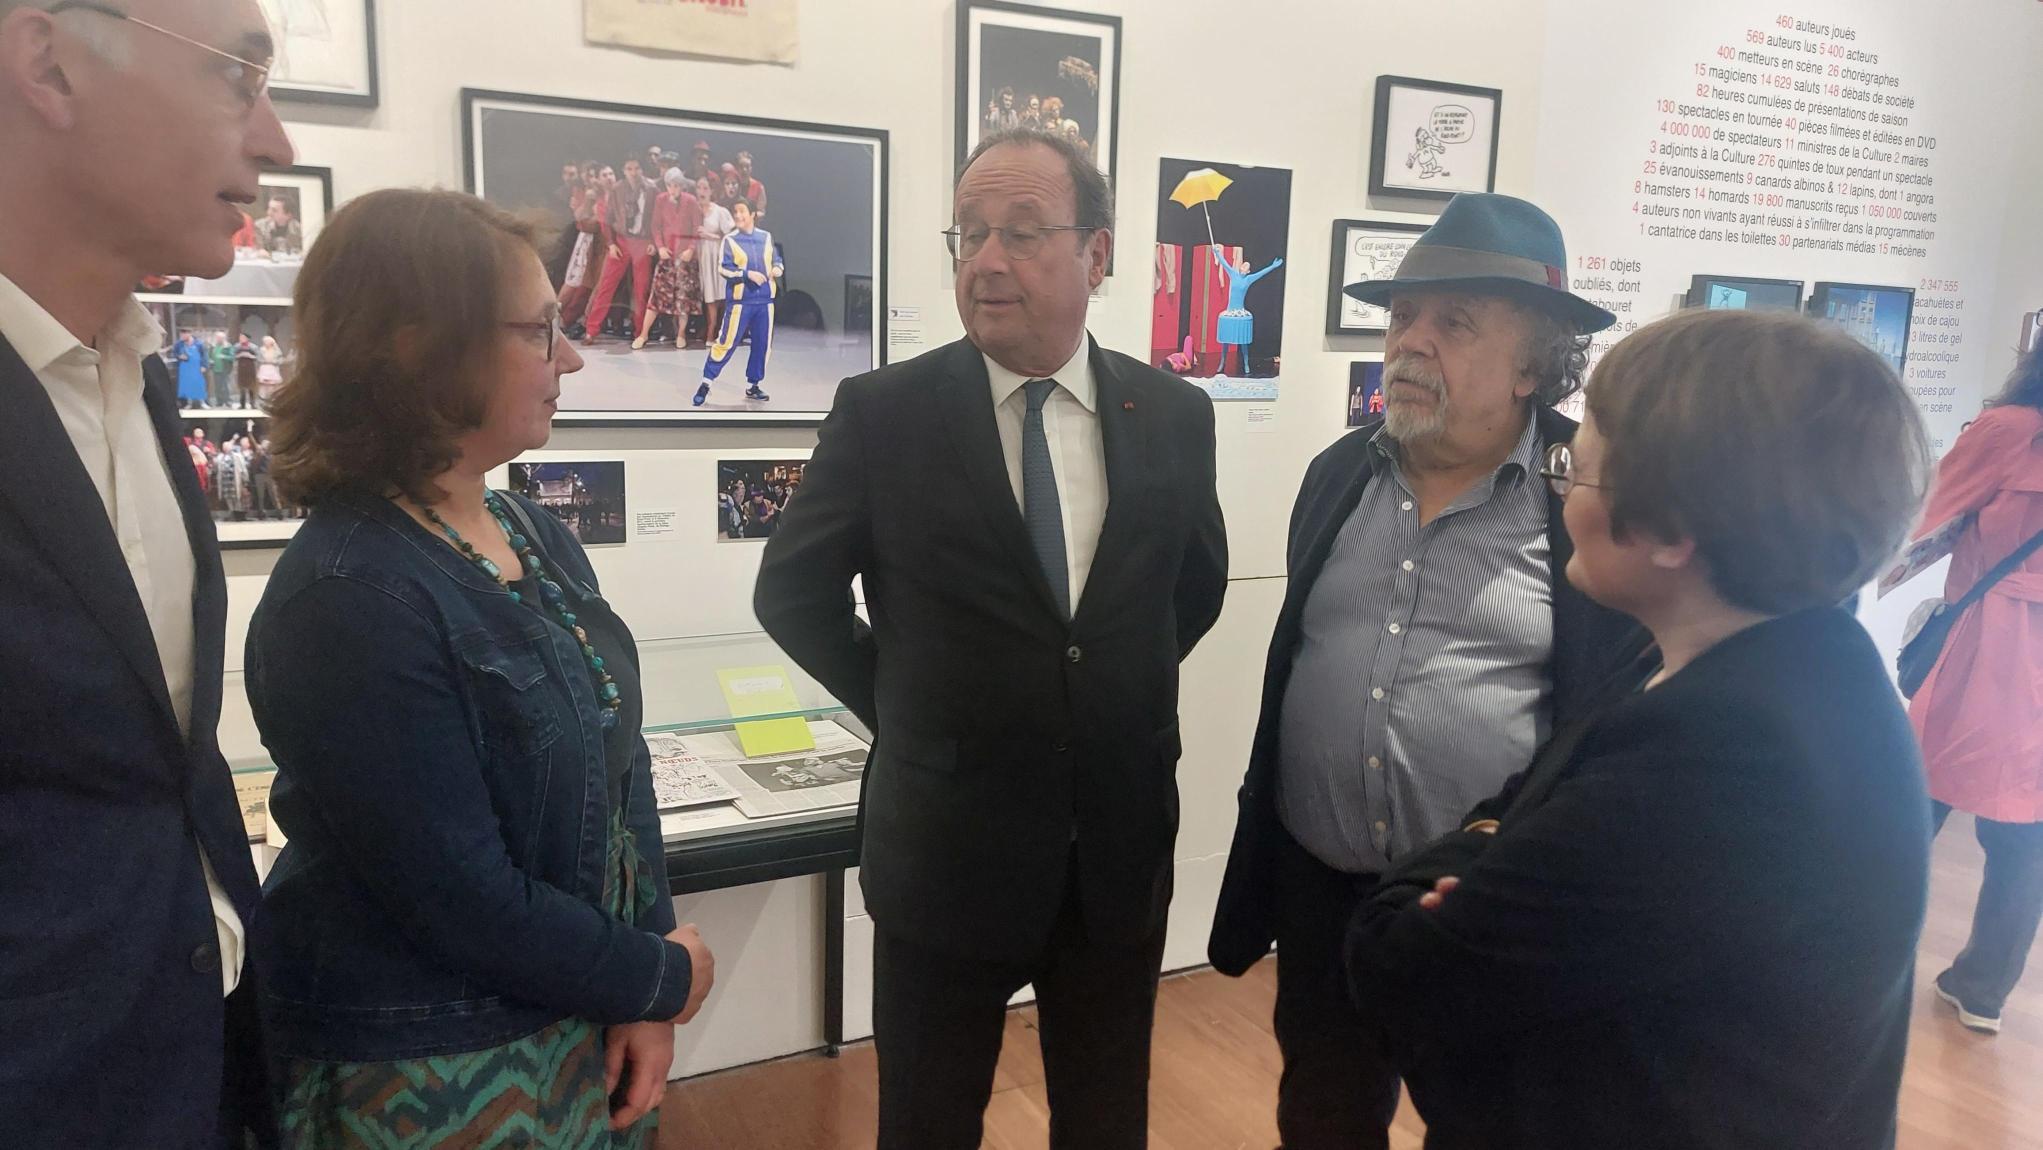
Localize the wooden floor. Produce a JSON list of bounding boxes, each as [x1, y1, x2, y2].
[[659, 816, 2043, 1149]]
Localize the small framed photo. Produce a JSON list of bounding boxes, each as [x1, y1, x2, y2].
[[957, 2, 1120, 187], [510, 461, 628, 546], [1369, 75, 1501, 202], [1347, 356, 1386, 428], [262, 0, 379, 108], [138, 165, 332, 303], [717, 459, 808, 542], [1327, 218, 1428, 335]]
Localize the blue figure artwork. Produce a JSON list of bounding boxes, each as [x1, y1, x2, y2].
[[1211, 248, 1283, 377], [174, 334, 208, 406]]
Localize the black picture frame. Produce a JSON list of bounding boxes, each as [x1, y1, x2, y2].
[[956, 2, 1121, 191], [461, 88, 890, 427], [1682, 274, 1805, 311], [267, 0, 379, 109], [1807, 281, 1916, 376], [1326, 218, 1429, 335], [1368, 75, 1502, 203]]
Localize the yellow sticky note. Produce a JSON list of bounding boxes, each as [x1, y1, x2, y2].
[[717, 665, 816, 757]]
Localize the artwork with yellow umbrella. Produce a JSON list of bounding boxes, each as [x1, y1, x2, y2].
[[1153, 158, 1291, 400]]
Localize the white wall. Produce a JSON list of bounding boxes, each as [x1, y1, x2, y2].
[[224, 0, 2042, 1078]]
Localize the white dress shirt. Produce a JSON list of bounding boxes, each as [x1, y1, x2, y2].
[[0, 274, 244, 995], [984, 334, 1109, 610]]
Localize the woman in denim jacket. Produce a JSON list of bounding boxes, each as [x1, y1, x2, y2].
[[250, 188, 714, 1147]]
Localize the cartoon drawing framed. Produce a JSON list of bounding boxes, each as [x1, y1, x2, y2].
[[1326, 218, 1428, 335], [1369, 75, 1501, 201], [260, 0, 378, 108]]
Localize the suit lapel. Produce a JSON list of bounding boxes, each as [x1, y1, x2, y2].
[[0, 335, 180, 736], [936, 339, 1065, 620], [1075, 344, 1151, 627], [143, 355, 225, 748]]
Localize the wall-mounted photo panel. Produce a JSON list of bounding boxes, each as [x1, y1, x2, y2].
[[716, 459, 807, 542], [1327, 218, 1428, 335], [260, 0, 378, 107], [957, 2, 1119, 185], [1370, 75, 1501, 201], [139, 165, 333, 302], [1153, 159, 1292, 401], [1347, 357, 1386, 428], [510, 461, 628, 546], [177, 417, 302, 549], [465, 89, 887, 423], [146, 299, 296, 419]]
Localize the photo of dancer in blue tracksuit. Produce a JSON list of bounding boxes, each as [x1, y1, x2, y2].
[[694, 199, 782, 406]]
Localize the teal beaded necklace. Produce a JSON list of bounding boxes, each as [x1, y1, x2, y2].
[[425, 492, 622, 731]]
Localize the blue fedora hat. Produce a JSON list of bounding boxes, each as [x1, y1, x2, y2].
[[1344, 193, 1616, 333]]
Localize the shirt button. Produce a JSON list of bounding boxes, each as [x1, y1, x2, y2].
[[1371, 687, 1386, 701], [190, 942, 220, 974], [1066, 645, 1083, 664], [1368, 756, 1382, 769], [1402, 500, 1415, 512], [1051, 738, 1070, 753], [1402, 560, 1416, 572], [1374, 820, 1388, 833], [1388, 623, 1402, 635]]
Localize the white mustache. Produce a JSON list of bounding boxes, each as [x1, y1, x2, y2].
[[1383, 360, 1445, 399]]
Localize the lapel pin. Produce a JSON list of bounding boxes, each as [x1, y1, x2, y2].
[[1123, 401, 1135, 411]]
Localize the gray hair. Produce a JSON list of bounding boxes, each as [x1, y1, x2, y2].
[[958, 127, 1114, 232], [1516, 302, 1591, 407], [11, 1, 134, 63], [664, 167, 686, 187]]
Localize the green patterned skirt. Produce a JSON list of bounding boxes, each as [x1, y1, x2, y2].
[[279, 818, 662, 1149]]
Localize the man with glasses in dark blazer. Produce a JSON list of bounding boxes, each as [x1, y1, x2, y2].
[[756, 128, 1227, 1150], [0, 2, 295, 1146]]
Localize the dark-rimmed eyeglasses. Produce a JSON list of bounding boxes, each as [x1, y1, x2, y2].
[[1539, 442, 1609, 498], [942, 223, 1096, 262], [46, 2, 273, 107], [503, 315, 563, 362]]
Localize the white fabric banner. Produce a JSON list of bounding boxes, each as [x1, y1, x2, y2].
[[584, 0, 797, 65]]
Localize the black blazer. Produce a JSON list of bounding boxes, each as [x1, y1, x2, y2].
[[1207, 404, 1647, 976], [1347, 608, 1929, 1150], [0, 337, 269, 1147], [755, 337, 1228, 960]]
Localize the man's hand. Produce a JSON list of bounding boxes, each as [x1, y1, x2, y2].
[[657, 247, 671, 261], [1417, 875, 1459, 910], [666, 924, 715, 1024], [747, 270, 767, 286], [609, 243, 622, 260], [603, 1021, 674, 1132]]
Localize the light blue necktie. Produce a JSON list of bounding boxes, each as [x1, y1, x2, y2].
[[1022, 379, 1071, 619]]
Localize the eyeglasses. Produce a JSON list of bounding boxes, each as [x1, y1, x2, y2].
[[1538, 442, 1609, 498], [503, 315, 563, 362], [46, 2, 273, 107], [942, 223, 1096, 262]]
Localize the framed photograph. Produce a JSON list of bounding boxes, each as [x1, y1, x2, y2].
[[1153, 158, 1292, 402], [1808, 281, 1915, 377], [1346, 357, 1386, 428], [2020, 310, 2042, 354], [510, 461, 628, 546], [260, 0, 378, 108], [1369, 75, 1502, 201], [146, 298, 297, 418], [1327, 218, 1428, 335], [173, 417, 302, 549], [716, 459, 807, 542], [464, 89, 888, 424], [957, 2, 1120, 186], [139, 165, 332, 302]]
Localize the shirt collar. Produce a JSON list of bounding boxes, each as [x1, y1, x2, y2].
[[984, 333, 1097, 413], [0, 272, 163, 374], [1368, 406, 1543, 489]]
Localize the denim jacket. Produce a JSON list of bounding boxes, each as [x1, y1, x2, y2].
[[247, 491, 688, 1062]]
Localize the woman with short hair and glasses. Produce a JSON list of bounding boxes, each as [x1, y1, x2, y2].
[[1346, 308, 1934, 1149], [250, 188, 714, 1147]]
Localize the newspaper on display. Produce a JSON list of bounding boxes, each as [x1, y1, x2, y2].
[[646, 718, 866, 819]]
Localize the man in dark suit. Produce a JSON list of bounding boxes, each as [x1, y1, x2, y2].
[[1206, 194, 1646, 1149], [0, 3, 295, 1146], [755, 128, 1227, 1150]]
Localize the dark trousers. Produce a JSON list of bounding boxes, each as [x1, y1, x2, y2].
[[1933, 802, 2043, 1014], [1272, 828, 1402, 1150], [871, 873, 1167, 1150]]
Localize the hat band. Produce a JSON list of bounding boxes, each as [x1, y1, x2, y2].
[[1393, 243, 1566, 291]]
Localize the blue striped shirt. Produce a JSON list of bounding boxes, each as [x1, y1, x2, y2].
[[1276, 415, 1554, 874]]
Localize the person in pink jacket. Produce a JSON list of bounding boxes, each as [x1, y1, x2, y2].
[[1910, 345, 2043, 1035]]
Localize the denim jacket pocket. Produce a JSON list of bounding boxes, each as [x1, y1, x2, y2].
[[455, 631, 565, 759]]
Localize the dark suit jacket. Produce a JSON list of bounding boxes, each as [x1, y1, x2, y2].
[[755, 336, 1228, 960], [1345, 608, 1928, 1150], [1207, 404, 1647, 976], [0, 337, 269, 1148]]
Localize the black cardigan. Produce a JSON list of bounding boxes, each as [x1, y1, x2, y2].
[[1346, 608, 1930, 1150]]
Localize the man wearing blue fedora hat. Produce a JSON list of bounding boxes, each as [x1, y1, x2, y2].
[[1208, 193, 1647, 1148]]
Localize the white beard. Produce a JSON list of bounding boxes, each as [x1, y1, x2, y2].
[[1381, 361, 1449, 443]]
